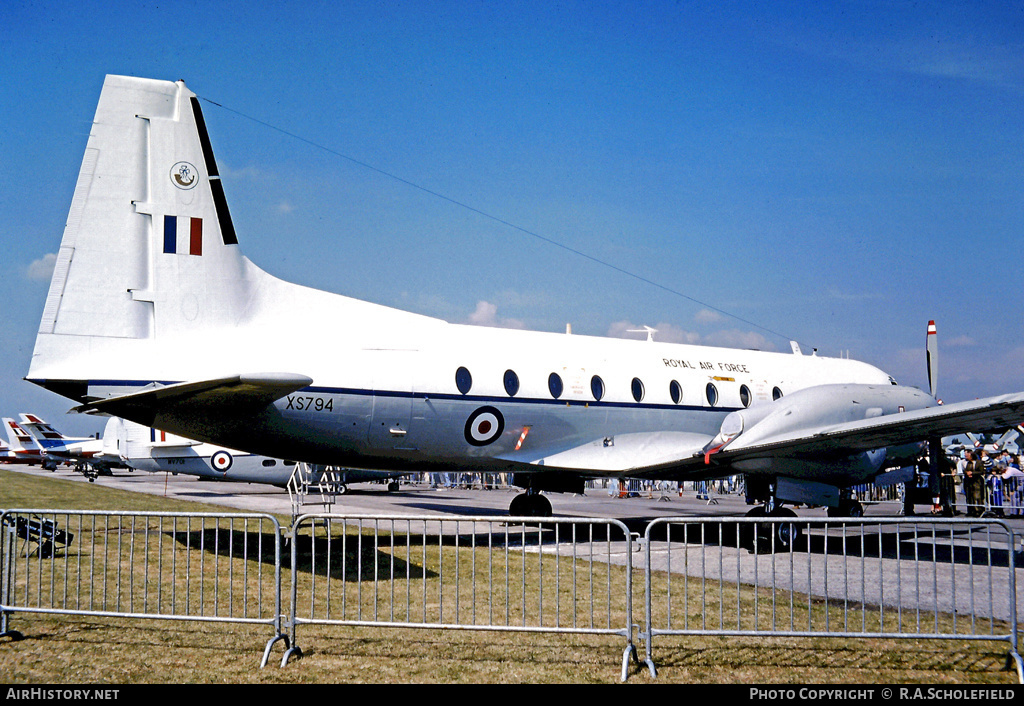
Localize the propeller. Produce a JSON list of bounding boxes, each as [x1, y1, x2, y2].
[[925, 320, 943, 510], [926, 320, 938, 401]]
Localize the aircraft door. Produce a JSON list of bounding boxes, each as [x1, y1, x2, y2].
[[367, 350, 416, 451]]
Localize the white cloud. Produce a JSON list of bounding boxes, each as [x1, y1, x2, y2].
[[219, 164, 263, 180], [703, 329, 775, 351], [26, 253, 56, 281], [466, 301, 525, 329], [608, 320, 773, 349], [694, 309, 723, 325]]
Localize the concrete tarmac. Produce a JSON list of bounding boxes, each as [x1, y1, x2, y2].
[[5, 461, 1023, 529], [1, 461, 919, 524]]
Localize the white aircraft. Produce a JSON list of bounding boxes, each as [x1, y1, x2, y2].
[[16, 412, 125, 477], [103, 417, 405, 491], [24, 75, 1024, 525]]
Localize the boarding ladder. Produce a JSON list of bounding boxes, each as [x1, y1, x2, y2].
[[287, 463, 347, 520]]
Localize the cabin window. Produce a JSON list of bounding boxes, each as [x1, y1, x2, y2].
[[669, 380, 682, 404], [548, 372, 563, 399], [631, 377, 645, 403], [772, 386, 784, 401], [262, 459, 277, 467], [456, 366, 472, 395], [739, 385, 752, 408], [706, 383, 719, 407], [591, 375, 605, 401], [503, 369, 520, 397]]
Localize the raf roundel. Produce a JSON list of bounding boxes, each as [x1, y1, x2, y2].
[[211, 450, 233, 472], [464, 406, 505, 446]]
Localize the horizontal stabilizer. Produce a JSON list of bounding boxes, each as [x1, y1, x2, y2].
[[71, 373, 313, 426]]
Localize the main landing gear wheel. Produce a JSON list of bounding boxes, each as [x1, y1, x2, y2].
[[767, 507, 800, 552], [742, 505, 800, 552], [827, 497, 864, 518], [509, 492, 552, 518]]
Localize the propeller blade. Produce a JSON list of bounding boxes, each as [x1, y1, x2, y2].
[[926, 320, 938, 399]]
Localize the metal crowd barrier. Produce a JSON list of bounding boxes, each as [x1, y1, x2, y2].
[[641, 516, 1023, 681], [284, 514, 639, 679], [3, 508, 1022, 682], [0, 510, 286, 667], [853, 476, 1024, 517], [967, 476, 1024, 518]]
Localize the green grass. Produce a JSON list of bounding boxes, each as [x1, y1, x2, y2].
[[1, 469, 1019, 684]]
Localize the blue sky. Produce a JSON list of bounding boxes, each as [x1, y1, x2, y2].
[[2, 1, 1022, 437]]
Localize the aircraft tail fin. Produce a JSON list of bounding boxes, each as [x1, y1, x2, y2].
[[38, 76, 247, 338], [28, 75, 262, 394], [18, 413, 69, 447], [29, 75, 443, 405], [4, 418, 43, 454]]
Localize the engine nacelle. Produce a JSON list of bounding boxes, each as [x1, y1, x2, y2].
[[721, 384, 935, 451], [714, 383, 935, 487]]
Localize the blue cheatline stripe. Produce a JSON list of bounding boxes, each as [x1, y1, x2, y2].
[[68, 378, 735, 414], [163, 215, 177, 254]]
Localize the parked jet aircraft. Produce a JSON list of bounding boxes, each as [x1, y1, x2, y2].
[[967, 428, 1021, 455], [104, 417, 404, 491], [2, 418, 46, 466], [945, 427, 1022, 458], [25, 75, 1024, 526], [16, 413, 125, 477]]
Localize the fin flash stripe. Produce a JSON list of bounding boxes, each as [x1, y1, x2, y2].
[[163, 215, 204, 255]]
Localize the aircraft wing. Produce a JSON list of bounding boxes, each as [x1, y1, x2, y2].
[[718, 391, 1024, 462], [523, 391, 1024, 480], [71, 373, 313, 426]]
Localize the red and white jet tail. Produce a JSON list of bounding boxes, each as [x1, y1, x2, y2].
[[2, 418, 45, 462], [18, 413, 74, 444]]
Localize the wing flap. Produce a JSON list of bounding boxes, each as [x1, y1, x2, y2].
[[521, 431, 712, 473]]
